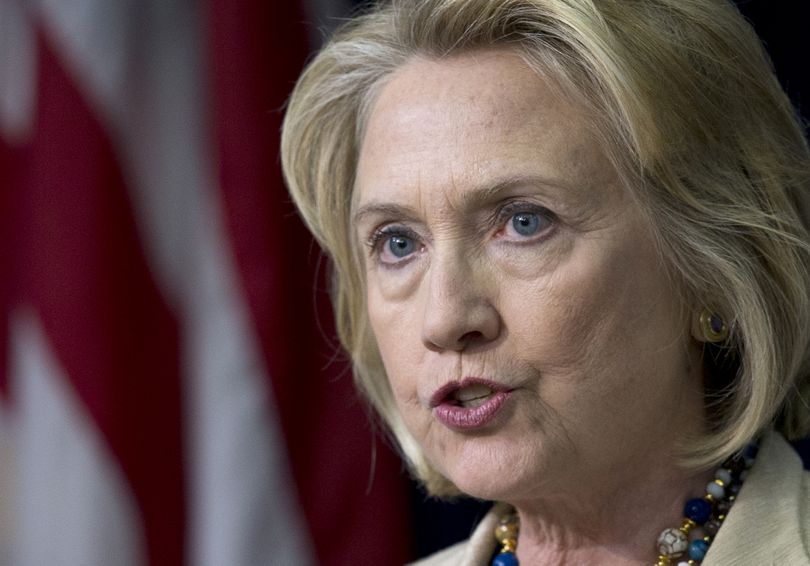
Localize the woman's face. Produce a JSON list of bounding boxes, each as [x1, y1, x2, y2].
[[354, 49, 705, 501]]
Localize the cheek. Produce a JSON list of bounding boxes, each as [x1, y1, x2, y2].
[[366, 286, 422, 400], [508, 239, 683, 380], [364, 248, 428, 304], [503, 283, 602, 381]]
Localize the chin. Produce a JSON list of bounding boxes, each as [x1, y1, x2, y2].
[[432, 437, 545, 501]]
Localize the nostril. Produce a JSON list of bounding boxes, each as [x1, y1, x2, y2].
[[420, 295, 501, 352], [458, 330, 484, 345]]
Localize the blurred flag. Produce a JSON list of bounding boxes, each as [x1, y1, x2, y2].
[[0, 1, 410, 565]]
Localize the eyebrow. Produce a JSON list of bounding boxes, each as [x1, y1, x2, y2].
[[352, 175, 568, 225], [352, 202, 421, 226]]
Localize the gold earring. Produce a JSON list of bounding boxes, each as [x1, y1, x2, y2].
[[699, 309, 729, 343]]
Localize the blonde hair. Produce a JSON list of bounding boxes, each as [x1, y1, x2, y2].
[[281, 0, 810, 496]]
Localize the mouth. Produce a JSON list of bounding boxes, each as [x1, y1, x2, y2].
[[429, 378, 513, 430], [429, 378, 509, 408]]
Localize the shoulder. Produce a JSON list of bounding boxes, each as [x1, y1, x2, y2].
[[759, 433, 810, 549], [801, 463, 810, 554], [408, 541, 469, 566], [407, 502, 511, 566], [706, 431, 810, 565]]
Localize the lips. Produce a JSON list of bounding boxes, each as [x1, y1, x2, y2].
[[430, 378, 512, 430]]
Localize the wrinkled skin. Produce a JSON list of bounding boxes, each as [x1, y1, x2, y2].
[[354, 49, 709, 564]]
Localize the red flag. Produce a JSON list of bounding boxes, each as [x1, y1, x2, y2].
[[0, 1, 410, 564], [209, 1, 411, 563]]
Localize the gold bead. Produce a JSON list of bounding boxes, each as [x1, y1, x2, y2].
[[494, 523, 519, 543], [655, 555, 671, 566], [498, 513, 518, 525], [679, 519, 695, 534]]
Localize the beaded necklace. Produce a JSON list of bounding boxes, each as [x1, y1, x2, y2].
[[491, 443, 758, 566]]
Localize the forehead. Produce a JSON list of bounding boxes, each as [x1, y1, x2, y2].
[[355, 49, 617, 213]]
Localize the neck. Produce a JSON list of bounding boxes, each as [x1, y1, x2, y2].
[[509, 452, 714, 565]]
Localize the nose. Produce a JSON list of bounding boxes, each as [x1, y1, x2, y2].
[[420, 252, 501, 352]]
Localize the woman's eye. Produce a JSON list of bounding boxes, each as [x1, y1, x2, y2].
[[387, 235, 416, 258], [511, 212, 542, 236], [368, 227, 422, 265], [502, 207, 554, 240]]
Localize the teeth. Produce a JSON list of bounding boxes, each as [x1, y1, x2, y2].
[[462, 396, 490, 408], [453, 384, 494, 405]]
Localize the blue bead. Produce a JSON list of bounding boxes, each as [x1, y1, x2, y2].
[[492, 551, 519, 566], [688, 539, 709, 561], [684, 497, 712, 524]]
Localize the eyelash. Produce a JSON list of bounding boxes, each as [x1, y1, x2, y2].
[[365, 201, 556, 263]]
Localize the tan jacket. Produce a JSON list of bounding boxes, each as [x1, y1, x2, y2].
[[410, 431, 810, 565]]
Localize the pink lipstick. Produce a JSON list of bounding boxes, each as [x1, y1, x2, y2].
[[430, 378, 512, 431]]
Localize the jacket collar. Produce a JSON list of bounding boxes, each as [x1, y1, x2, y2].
[[705, 430, 810, 564]]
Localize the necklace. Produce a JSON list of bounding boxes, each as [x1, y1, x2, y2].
[[492, 513, 519, 566], [491, 443, 758, 566]]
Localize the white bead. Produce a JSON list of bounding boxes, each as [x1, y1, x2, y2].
[[714, 468, 732, 485], [677, 562, 692, 566], [706, 481, 725, 499], [657, 528, 688, 556]]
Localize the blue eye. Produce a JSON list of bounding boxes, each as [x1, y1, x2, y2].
[[388, 235, 416, 258], [368, 226, 422, 264], [512, 212, 541, 236]]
